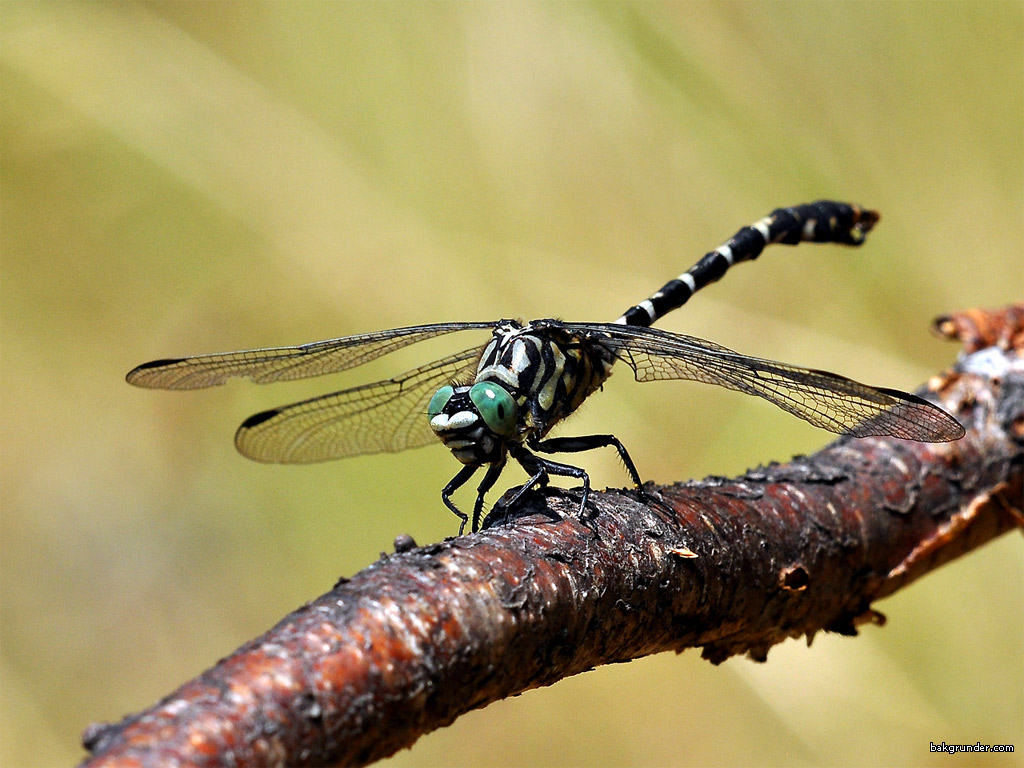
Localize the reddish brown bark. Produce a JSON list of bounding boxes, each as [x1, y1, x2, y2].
[[81, 305, 1023, 768]]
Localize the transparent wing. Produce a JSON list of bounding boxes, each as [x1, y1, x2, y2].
[[564, 322, 964, 442], [234, 346, 483, 463], [126, 321, 496, 390]]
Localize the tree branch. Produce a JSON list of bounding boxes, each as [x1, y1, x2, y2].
[[81, 305, 1023, 768]]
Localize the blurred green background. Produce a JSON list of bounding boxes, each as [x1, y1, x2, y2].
[[2, 2, 1021, 766]]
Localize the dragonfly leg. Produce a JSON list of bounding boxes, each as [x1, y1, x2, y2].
[[509, 445, 591, 518], [534, 434, 644, 489], [471, 461, 506, 533], [441, 464, 478, 535], [500, 466, 548, 514]]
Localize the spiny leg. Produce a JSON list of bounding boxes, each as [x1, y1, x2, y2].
[[441, 464, 478, 535], [534, 434, 644, 489]]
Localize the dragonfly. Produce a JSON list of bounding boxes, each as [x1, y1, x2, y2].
[[127, 201, 964, 534]]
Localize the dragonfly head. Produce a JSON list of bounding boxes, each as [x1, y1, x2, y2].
[[428, 382, 518, 464]]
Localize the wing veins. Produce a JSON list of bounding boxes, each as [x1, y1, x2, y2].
[[126, 321, 496, 390], [566, 322, 963, 441], [234, 346, 483, 463]]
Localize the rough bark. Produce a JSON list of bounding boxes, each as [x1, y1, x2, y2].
[[81, 305, 1024, 768]]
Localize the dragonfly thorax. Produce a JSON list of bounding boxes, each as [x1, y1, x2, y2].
[[427, 319, 619, 467], [476, 319, 617, 436]]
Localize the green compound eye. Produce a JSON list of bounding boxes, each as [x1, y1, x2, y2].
[[428, 385, 454, 419], [469, 382, 517, 436]]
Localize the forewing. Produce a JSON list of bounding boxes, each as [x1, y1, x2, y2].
[[568, 323, 964, 442], [234, 346, 482, 463], [126, 321, 495, 390]]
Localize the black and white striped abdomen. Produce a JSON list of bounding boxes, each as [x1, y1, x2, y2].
[[616, 201, 879, 328]]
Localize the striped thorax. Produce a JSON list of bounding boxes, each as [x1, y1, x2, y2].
[[428, 319, 616, 465]]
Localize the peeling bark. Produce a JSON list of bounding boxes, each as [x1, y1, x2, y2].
[[81, 305, 1024, 768]]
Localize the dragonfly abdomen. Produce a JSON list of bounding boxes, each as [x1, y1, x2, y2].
[[616, 201, 879, 328]]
